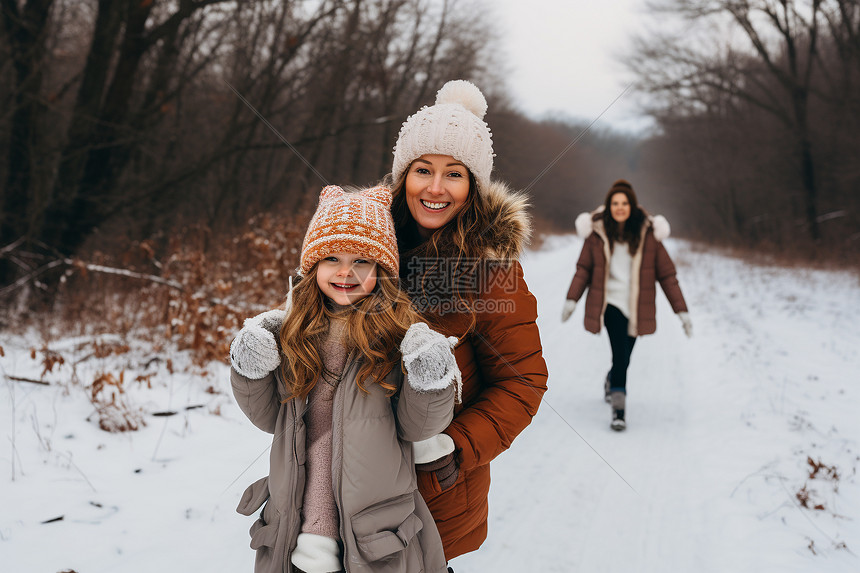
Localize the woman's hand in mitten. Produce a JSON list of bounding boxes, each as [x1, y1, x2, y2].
[[400, 322, 460, 392], [561, 299, 577, 322], [229, 309, 285, 379], [678, 311, 693, 338], [416, 451, 459, 491]]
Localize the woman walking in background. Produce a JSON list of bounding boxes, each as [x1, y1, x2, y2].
[[561, 179, 691, 431], [386, 80, 549, 564]]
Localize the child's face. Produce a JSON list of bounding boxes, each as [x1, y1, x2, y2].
[[404, 154, 470, 238], [316, 253, 378, 306]]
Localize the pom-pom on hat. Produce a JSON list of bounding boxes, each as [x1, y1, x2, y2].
[[300, 185, 399, 276], [392, 79, 494, 194]]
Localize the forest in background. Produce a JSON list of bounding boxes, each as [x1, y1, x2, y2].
[[1, 0, 859, 341], [628, 0, 860, 253]]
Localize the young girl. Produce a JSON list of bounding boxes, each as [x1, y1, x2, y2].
[[229, 185, 459, 573]]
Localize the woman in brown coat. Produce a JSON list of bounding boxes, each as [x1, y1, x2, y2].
[[386, 80, 549, 564], [561, 180, 691, 431]]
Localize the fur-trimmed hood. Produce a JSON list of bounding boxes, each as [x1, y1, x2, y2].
[[574, 205, 670, 242], [474, 180, 533, 263]]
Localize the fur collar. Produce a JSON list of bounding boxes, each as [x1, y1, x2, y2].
[[651, 215, 670, 241], [575, 206, 670, 242], [476, 180, 533, 263]]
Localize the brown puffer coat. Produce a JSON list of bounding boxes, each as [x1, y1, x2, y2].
[[231, 343, 453, 573], [565, 208, 688, 336], [401, 181, 549, 560]]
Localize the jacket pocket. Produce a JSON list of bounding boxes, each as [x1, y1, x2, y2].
[[249, 515, 279, 551], [237, 476, 280, 552], [416, 468, 442, 496], [351, 492, 424, 563], [250, 510, 288, 573], [237, 476, 270, 516]]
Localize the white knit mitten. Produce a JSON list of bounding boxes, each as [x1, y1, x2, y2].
[[561, 299, 577, 322], [291, 533, 342, 573], [678, 311, 693, 338], [250, 308, 287, 335], [400, 322, 461, 398], [229, 309, 286, 379]]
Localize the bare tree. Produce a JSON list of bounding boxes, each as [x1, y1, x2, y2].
[[38, 0, 235, 255], [0, 0, 506, 304], [629, 0, 829, 241], [0, 0, 54, 283]]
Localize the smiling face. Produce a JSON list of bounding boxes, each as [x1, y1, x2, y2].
[[315, 253, 377, 306], [609, 192, 631, 225], [404, 154, 471, 238]]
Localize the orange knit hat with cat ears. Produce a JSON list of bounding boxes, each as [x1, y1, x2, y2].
[[299, 185, 399, 276]]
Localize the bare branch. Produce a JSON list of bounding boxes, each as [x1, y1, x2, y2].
[[6, 375, 50, 386], [0, 237, 27, 256], [0, 257, 184, 298]]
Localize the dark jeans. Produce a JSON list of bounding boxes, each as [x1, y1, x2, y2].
[[604, 304, 637, 394]]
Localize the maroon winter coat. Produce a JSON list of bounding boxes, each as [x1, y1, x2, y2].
[[566, 209, 687, 336]]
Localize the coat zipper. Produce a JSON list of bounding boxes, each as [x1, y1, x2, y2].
[[287, 396, 300, 573], [333, 351, 356, 569]]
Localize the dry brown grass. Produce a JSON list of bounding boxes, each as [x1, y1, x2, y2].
[[0, 213, 310, 433], [27, 212, 308, 368]]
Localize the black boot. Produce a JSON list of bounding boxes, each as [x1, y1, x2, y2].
[[611, 408, 626, 431], [610, 391, 626, 431]]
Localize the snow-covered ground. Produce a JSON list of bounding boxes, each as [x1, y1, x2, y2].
[[2, 236, 859, 572]]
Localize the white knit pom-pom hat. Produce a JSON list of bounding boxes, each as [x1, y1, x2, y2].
[[392, 79, 494, 194]]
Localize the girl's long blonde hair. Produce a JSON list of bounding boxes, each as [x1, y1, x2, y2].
[[279, 264, 418, 399]]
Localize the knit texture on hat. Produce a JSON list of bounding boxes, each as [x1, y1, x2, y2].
[[392, 79, 494, 193], [300, 185, 399, 276]]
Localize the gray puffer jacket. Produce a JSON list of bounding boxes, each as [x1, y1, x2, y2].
[[231, 346, 452, 573]]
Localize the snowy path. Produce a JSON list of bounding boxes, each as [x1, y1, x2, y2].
[[2, 236, 859, 572], [452, 236, 860, 573]]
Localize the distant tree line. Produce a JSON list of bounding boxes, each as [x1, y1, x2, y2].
[[0, 0, 641, 301], [3, 0, 855, 310], [0, 0, 504, 283], [627, 0, 860, 257]]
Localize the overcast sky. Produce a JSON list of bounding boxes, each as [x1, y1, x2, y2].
[[491, 0, 652, 134]]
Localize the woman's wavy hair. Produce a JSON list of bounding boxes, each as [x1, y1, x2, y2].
[[601, 180, 646, 256], [384, 166, 493, 332], [279, 263, 419, 400]]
